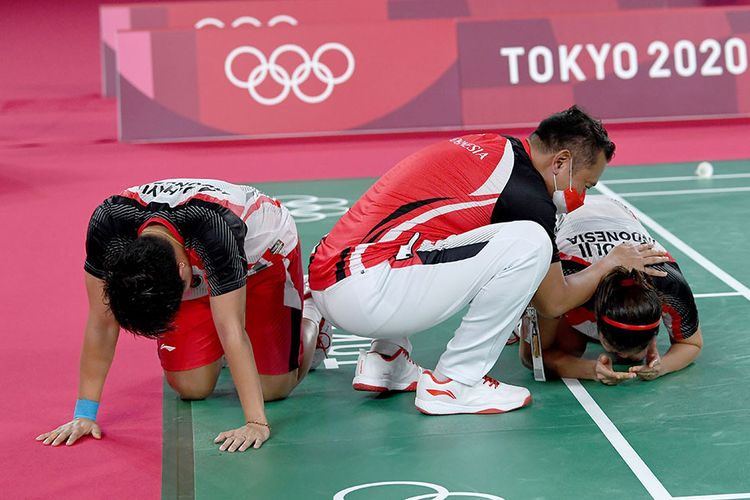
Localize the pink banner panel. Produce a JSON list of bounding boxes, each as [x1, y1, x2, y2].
[[386, 0, 750, 20], [101, 0, 750, 96], [100, 0, 390, 96], [458, 7, 750, 127], [117, 7, 750, 142], [117, 21, 461, 141]]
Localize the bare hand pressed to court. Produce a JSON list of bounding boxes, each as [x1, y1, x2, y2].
[[595, 354, 636, 385], [214, 423, 270, 452], [36, 418, 101, 447]]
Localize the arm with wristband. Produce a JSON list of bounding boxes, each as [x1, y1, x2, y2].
[[36, 273, 119, 446]]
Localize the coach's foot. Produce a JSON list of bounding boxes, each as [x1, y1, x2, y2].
[[414, 371, 531, 415], [310, 318, 333, 370], [352, 348, 423, 392], [303, 286, 333, 371]]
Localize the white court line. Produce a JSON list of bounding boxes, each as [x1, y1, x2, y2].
[[324, 331, 369, 369], [620, 187, 750, 198], [672, 495, 750, 500], [604, 173, 750, 185], [563, 379, 673, 500], [693, 292, 742, 298], [595, 182, 750, 302]]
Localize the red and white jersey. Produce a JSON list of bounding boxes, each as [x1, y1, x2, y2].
[[309, 134, 559, 290], [86, 179, 297, 299], [558, 196, 698, 341]]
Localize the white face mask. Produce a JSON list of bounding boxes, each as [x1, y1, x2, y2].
[[552, 158, 586, 215]]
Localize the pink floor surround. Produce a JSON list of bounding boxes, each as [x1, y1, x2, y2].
[[2, 1, 750, 499]]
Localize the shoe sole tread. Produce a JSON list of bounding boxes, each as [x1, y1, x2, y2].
[[353, 381, 418, 392]]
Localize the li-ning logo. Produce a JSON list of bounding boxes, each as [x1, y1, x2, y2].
[[224, 43, 355, 106], [195, 15, 298, 29], [426, 389, 457, 399]]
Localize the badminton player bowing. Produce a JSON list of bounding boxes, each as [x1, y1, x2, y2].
[[520, 195, 703, 384], [37, 179, 324, 452], [307, 106, 669, 416]]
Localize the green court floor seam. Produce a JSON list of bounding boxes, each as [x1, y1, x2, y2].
[[162, 379, 196, 500]]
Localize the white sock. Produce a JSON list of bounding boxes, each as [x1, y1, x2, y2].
[[432, 367, 452, 382]]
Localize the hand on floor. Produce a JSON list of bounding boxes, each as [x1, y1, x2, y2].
[[36, 418, 102, 446], [214, 422, 270, 452]]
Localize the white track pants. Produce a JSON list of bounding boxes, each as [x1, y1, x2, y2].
[[312, 221, 552, 385]]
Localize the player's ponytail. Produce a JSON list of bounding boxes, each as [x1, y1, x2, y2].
[[593, 267, 661, 353]]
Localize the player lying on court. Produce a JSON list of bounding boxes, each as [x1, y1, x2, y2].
[[305, 106, 669, 416], [37, 179, 326, 452], [520, 196, 703, 384]]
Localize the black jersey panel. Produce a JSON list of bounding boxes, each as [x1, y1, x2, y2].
[[490, 137, 559, 262], [650, 261, 700, 340], [84, 196, 248, 296]]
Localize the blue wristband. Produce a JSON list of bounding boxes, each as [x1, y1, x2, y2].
[[74, 399, 100, 421]]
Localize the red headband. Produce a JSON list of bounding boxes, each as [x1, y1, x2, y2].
[[619, 278, 638, 287], [601, 315, 660, 331]]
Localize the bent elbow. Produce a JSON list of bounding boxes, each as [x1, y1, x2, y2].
[[532, 300, 566, 319]]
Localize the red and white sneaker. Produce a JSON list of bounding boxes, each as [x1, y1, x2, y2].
[[310, 318, 332, 370], [414, 370, 532, 415], [303, 281, 333, 371], [352, 348, 423, 392]]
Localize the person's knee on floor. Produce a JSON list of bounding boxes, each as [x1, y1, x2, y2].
[[166, 361, 221, 400], [261, 372, 298, 401], [169, 376, 218, 401]]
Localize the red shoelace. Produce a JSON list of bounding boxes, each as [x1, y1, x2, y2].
[[482, 375, 500, 388], [316, 332, 331, 350], [316, 320, 331, 355], [401, 349, 418, 366]]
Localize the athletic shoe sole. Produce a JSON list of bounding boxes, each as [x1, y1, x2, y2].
[[414, 394, 532, 415], [352, 377, 418, 392]]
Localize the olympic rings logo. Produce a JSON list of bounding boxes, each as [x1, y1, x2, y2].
[[195, 15, 298, 29], [333, 481, 506, 500], [224, 43, 355, 105], [275, 195, 349, 223]]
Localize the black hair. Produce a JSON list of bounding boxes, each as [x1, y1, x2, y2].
[[531, 105, 616, 166], [103, 235, 184, 338], [593, 267, 661, 353]]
